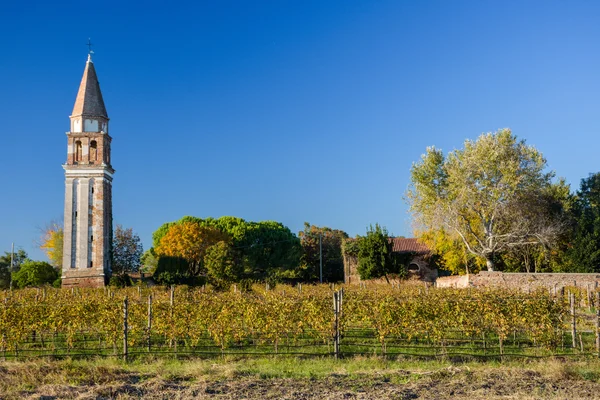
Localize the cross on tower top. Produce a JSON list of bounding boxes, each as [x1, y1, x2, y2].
[[86, 38, 94, 60]]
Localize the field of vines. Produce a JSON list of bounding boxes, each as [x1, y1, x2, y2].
[[0, 283, 597, 360]]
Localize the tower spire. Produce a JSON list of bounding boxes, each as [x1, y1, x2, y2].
[[71, 55, 107, 118]]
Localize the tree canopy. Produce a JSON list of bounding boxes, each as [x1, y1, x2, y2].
[[11, 260, 58, 288], [298, 222, 348, 282], [356, 224, 398, 280], [112, 225, 144, 276], [407, 129, 565, 271], [151, 216, 301, 284], [0, 249, 28, 289], [565, 173, 600, 272]]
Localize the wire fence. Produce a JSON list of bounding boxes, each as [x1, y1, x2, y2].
[[1, 286, 600, 361]]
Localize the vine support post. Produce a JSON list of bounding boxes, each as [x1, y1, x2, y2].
[[147, 295, 153, 353], [170, 286, 175, 348], [123, 297, 129, 362], [571, 293, 577, 349], [596, 292, 600, 358], [332, 289, 343, 359], [333, 291, 339, 359]]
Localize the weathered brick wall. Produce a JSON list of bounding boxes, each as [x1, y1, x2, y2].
[[436, 272, 600, 291], [343, 254, 438, 283], [435, 275, 470, 288]]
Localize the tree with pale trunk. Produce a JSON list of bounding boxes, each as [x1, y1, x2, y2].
[[407, 129, 566, 271]]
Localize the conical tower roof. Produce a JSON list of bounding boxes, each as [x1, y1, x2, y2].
[[71, 55, 108, 118]]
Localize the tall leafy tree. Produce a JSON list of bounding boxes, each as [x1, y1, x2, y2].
[[566, 173, 600, 272], [357, 224, 392, 280], [204, 241, 242, 289], [407, 129, 564, 271], [298, 222, 348, 282], [112, 225, 144, 276], [0, 249, 28, 289]]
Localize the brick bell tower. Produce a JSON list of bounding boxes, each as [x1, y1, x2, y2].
[[62, 53, 114, 288]]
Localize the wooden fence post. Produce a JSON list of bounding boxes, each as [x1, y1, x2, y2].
[[123, 297, 129, 362], [596, 292, 600, 358], [571, 293, 577, 349], [170, 286, 175, 349], [333, 291, 340, 359], [147, 295, 153, 353]]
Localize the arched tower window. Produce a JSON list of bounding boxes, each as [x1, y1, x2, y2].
[[75, 140, 82, 163], [90, 140, 98, 163]]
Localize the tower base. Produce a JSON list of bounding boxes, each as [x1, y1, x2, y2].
[[62, 271, 107, 288]]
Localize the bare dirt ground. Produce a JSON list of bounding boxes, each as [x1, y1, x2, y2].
[[4, 362, 600, 400]]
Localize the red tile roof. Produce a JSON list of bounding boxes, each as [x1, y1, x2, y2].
[[390, 238, 430, 254]]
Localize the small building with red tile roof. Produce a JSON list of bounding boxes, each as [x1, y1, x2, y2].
[[343, 237, 437, 284]]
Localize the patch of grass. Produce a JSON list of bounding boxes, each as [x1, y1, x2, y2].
[[2, 355, 600, 398]]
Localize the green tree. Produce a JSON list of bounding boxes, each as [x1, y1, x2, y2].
[[140, 248, 159, 274], [357, 224, 392, 280], [0, 249, 28, 289], [112, 225, 144, 276], [11, 260, 58, 288], [565, 173, 600, 272], [407, 129, 564, 271], [298, 222, 348, 282], [204, 241, 242, 290]]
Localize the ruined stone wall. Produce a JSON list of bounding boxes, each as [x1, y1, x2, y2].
[[343, 254, 437, 283], [435, 275, 470, 288], [343, 254, 360, 284], [436, 272, 600, 291]]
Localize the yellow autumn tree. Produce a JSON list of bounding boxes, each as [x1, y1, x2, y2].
[[155, 221, 230, 276], [417, 228, 484, 275], [40, 222, 63, 268]]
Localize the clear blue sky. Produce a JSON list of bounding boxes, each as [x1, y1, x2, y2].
[[1, 1, 599, 261]]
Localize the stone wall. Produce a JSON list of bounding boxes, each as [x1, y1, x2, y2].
[[436, 272, 600, 291], [435, 275, 470, 288]]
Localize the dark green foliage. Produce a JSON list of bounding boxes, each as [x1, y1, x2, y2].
[[0, 250, 28, 289], [389, 252, 411, 279], [357, 224, 393, 280], [566, 173, 600, 272], [11, 260, 58, 288], [205, 241, 242, 290], [153, 256, 190, 285], [341, 238, 361, 258], [109, 273, 132, 288], [52, 276, 62, 288]]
